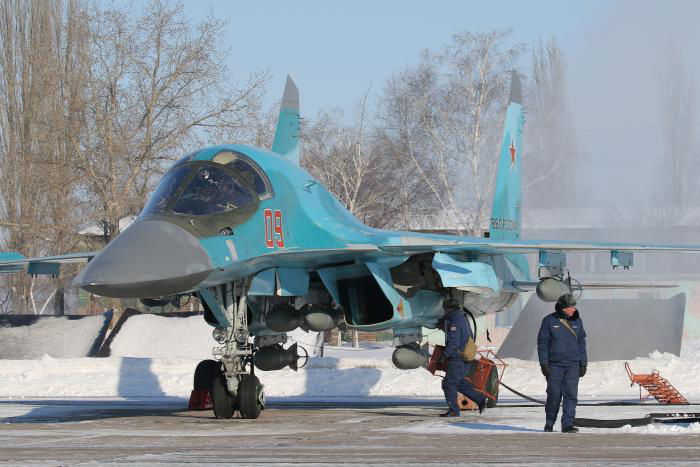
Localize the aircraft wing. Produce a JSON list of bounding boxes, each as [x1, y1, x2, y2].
[[0, 252, 98, 275], [511, 281, 678, 291], [378, 239, 700, 255], [239, 246, 382, 271]]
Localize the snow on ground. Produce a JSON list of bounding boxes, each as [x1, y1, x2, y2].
[[0, 315, 108, 359], [1, 314, 699, 406], [109, 315, 213, 360], [387, 405, 700, 435], [110, 315, 322, 359]]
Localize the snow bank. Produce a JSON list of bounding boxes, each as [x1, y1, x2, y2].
[[1, 312, 698, 402], [500, 339, 700, 400], [109, 315, 213, 359], [109, 314, 320, 359], [1, 347, 698, 400], [0, 314, 109, 359]]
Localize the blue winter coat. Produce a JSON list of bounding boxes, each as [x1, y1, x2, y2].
[[537, 308, 587, 366], [443, 310, 473, 360]]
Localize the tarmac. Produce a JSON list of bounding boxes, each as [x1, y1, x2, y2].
[[1, 398, 699, 465]]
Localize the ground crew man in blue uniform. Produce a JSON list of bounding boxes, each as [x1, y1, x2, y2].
[[537, 293, 587, 433], [439, 297, 487, 417]]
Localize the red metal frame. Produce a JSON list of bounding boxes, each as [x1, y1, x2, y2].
[[427, 345, 508, 405], [624, 361, 688, 405]]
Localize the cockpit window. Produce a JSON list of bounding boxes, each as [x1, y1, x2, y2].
[[169, 149, 200, 171], [172, 165, 254, 216], [141, 165, 192, 215], [212, 150, 272, 199]]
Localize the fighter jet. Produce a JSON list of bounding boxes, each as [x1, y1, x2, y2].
[[1, 73, 698, 419]]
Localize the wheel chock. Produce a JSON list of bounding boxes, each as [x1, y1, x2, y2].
[[188, 389, 213, 410]]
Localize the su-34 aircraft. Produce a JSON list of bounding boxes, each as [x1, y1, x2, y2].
[[1, 73, 699, 419]]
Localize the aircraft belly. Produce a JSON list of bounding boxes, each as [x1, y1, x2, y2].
[[344, 289, 444, 332]]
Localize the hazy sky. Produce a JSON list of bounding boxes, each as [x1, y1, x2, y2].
[[181, 0, 607, 117], [176, 0, 699, 208]]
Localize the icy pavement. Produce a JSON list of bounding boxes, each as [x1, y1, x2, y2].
[[1, 399, 699, 465], [1, 313, 700, 465]]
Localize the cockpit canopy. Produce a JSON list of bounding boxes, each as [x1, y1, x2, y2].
[[142, 150, 272, 217]]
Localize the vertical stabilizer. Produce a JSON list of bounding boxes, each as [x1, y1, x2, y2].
[[271, 75, 301, 165], [490, 71, 525, 241]]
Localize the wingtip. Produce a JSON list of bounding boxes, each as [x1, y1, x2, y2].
[[509, 70, 522, 105], [281, 75, 299, 111]]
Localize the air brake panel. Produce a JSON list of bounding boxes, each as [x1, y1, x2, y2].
[[432, 253, 499, 293], [248, 268, 310, 296]]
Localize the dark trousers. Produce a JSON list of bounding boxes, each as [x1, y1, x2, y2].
[[442, 358, 486, 413], [545, 364, 579, 428]]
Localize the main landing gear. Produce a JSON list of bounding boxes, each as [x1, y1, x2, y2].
[[193, 280, 265, 419]]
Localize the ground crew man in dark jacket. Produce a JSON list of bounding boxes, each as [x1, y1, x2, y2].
[[537, 293, 587, 433], [439, 298, 487, 417]]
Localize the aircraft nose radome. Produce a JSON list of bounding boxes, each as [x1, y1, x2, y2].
[[74, 220, 213, 299]]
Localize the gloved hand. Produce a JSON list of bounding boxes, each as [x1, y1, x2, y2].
[[579, 365, 587, 378], [540, 364, 550, 377], [436, 317, 445, 330]]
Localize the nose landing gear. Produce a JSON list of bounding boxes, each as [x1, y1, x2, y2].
[[209, 370, 265, 419], [211, 373, 237, 419], [238, 374, 264, 419], [193, 280, 266, 420]]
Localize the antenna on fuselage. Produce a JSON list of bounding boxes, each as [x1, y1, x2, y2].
[[271, 75, 301, 166]]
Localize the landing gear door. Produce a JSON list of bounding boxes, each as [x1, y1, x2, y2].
[[366, 262, 411, 320]]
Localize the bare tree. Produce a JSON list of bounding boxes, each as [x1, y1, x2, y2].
[[380, 31, 523, 235], [0, 0, 89, 314], [523, 38, 580, 209], [653, 48, 699, 225], [612, 47, 700, 228], [77, 0, 268, 241], [302, 89, 431, 229], [0, 0, 270, 314]]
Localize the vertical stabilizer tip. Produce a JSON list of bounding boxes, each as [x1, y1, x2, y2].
[[509, 70, 522, 105], [281, 75, 299, 111]]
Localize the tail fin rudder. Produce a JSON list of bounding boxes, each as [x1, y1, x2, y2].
[[271, 75, 301, 165], [490, 71, 525, 241]]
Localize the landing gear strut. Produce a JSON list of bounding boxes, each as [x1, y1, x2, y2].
[[205, 280, 265, 419]]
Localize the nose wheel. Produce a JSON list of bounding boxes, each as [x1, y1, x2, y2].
[[211, 374, 237, 419], [211, 372, 264, 419], [238, 374, 265, 419]]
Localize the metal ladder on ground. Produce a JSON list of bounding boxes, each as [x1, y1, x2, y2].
[[625, 362, 688, 404]]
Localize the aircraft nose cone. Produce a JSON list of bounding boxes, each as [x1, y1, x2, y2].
[[75, 220, 213, 298]]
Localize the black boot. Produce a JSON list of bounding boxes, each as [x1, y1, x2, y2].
[[562, 426, 579, 433], [544, 424, 553, 432], [439, 410, 460, 418]]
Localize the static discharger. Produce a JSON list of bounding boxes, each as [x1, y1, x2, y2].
[[625, 361, 689, 405]]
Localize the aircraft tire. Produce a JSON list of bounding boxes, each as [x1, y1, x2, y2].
[[211, 375, 236, 419], [193, 359, 221, 391], [486, 367, 499, 408], [238, 374, 264, 419]]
